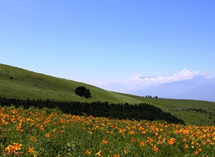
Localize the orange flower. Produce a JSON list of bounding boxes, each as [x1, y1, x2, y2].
[[185, 144, 189, 149], [45, 133, 50, 138], [129, 130, 135, 135], [13, 143, 22, 151], [194, 151, 198, 155], [131, 137, 136, 142], [17, 123, 22, 130], [85, 150, 91, 154], [10, 117, 15, 123], [102, 139, 108, 144], [140, 141, 145, 146], [113, 155, 120, 157], [168, 138, 176, 145], [27, 118, 34, 123], [39, 125, 44, 131], [1, 118, 9, 125], [147, 137, 154, 144], [28, 147, 34, 153], [10, 109, 17, 114], [152, 146, 159, 152], [30, 136, 36, 142], [5, 143, 22, 154], [182, 138, 187, 143], [5, 145, 15, 153]]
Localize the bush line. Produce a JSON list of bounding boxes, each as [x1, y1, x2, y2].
[[0, 97, 184, 124]]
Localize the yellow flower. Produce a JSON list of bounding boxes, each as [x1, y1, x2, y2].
[[95, 151, 102, 156], [123, 147, 127, 154]]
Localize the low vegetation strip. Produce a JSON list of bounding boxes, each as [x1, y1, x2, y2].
[[0, 97, 184, 124], [0, 106, 214, 156]]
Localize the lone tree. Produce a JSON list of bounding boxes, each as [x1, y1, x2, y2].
[[83, 89, 91, 98], [75, 86, 91, 98]]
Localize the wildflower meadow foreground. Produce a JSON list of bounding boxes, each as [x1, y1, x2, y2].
[[0, 106, 215, 156]]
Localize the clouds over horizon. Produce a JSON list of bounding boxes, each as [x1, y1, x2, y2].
[[92, 69, 213, 93]]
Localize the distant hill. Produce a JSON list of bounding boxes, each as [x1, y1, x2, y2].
[[131, 76, 215, 102], [174, 83, 215, 101], [0, 63, 215, 126]]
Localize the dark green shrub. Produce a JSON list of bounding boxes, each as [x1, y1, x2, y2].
[[75, 86, 91, 98], [83, 89, 91, 99], [75, 86, 87, 96]]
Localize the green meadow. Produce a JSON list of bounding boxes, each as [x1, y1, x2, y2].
[[0, 63, 214, 126]]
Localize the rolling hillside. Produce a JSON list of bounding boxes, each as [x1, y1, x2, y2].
[[0, 63, 215, 126], [0, 63, 143, 104]]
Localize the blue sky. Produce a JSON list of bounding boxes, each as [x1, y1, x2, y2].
[[0, 0, 215, 85]]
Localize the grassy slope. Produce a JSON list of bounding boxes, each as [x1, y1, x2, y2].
[[0, 63, 215, 125], [0, 63, 142, 104]]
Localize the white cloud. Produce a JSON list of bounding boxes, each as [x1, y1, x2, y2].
[[91, 69, 210, 93]]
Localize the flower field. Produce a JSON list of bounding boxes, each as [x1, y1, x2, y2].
[[0, 106, 215, 156]]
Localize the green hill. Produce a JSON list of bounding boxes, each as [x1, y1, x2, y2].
[[0, 63, 145, 104], [0, 63, 215, 125]]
